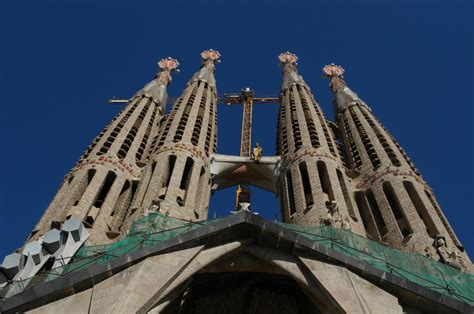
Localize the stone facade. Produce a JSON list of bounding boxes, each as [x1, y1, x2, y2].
[[275, 58, 470, 269], [4, 51, 471, 313], [276, 53, 366, 238], [2, 212, 468, 313], [321, 63, 470, 267], [27, 58, 179, 245], [131, 50, 220, 222]]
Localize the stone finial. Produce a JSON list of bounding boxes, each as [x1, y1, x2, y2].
[[278, 52, 298, 64], [155, 57, 179, 86], [322, 63, 345, 78], [323, 63, 347, 95], [201, 49, 221, 63], [158, 57, 180, 72]]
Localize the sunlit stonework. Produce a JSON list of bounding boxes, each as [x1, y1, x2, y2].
[[0, 50, 472, 313]]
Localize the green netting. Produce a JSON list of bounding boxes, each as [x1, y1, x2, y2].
[[0, 213, 213, 300], [277, 222, 474, 305], [1, 214, 473, 307]]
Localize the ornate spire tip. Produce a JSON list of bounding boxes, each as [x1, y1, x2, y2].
[[322, 63, 345, 78], [201, 49, 221, 63], [158, 57, 180, 72], [278, 52, 298, 64]]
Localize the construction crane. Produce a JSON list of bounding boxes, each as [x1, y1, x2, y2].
[[221, 88, 278, 210], [108, 88, 279, 211]]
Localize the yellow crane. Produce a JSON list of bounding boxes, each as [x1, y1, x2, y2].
[[221, 88, 278, 210], [108, 88, 279, 211]]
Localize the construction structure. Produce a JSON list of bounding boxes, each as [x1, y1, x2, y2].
[[0, 51, 472, 313]]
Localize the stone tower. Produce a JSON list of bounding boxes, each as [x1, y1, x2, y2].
[[132, 49, 220, 221], [323, 63, 470, 266], [27, 57, 179, 245], [276, 53, 365, 236], [1, 52, 472, 314]]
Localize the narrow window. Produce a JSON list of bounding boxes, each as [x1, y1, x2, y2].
[[85, 171, 116, 227], [403, 181, 438, 237], [365, 189, 388, 241], [382, 182, 413, 238], [194, 167, 206, 210], [355, 191, 380, 241], [178, 158, 194, 205], [180, 158, 194, 190], [286, 170, 297, 216], [317, 161, 334, 201], [163, 155, 177, 188], [93, 171, 117, 208], [299, 162, 313, 207], [337, 169, 357, 220]]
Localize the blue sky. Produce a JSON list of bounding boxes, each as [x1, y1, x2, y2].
[[0, 0, 472, 259]]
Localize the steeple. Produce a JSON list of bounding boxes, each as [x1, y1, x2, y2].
[[187, 49, 220, 88], [279, 52, 306, 90], [133, 57, 179, 114], [323, 63, 369, 118], [131, 50, 220, 221], [27, 57, 178, 245], [324, 64, 470, 268], [276, 53, 365, 235]]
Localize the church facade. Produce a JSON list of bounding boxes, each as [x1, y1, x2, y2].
[[0, 51, 472, 313]]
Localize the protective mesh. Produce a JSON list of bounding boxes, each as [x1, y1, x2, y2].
[[1, 214, 473, 307], [277, 222, 474, 305]]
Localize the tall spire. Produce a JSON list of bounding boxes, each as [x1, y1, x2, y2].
[[25, 57, 179, 246], [278, 52, 306, 90], [133, 57, 180, 114], [323, 63, 367, 117], [133, 50, 221, 222], [325, 64, 471, 268], [275, 53, 365, 236], [188, 49, 220, 88]]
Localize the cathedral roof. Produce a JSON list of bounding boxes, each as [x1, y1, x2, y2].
[[1, 212, 472, 313]]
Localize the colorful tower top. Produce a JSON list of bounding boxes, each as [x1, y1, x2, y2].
[[188, 49, 221, 88], [323, 63, 368, 116], [279, 52, 307, 90], [133, 57, 179, 114]]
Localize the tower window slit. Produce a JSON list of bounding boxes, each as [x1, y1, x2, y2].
[[403, 181, 438, 237], [93, 171, 117, 209], [349, 107, 380, 169], [286, 170, 297, 216], [298, 87, 320, 149], [317, 161, 334, 201], [111, 180, 131, 218], [365, 189, 388, 241], [355, 191, 380, 241], [178, 158, 194, 205], [194, 167, 207, 211], [163, 155, 177, 188], [179, 158, 194, 190], [382, 181, 413, 238], [289, 91, 302, 151], [298, 162, 313, 207], [118, 101, 151, 159], [118, 181, 138, 231], [359, 106, 401, 167], [136, 106, 157, 162], [98, 102, 139, 156], [337, 169, 357, 220], [341, 115, 362, 169]]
